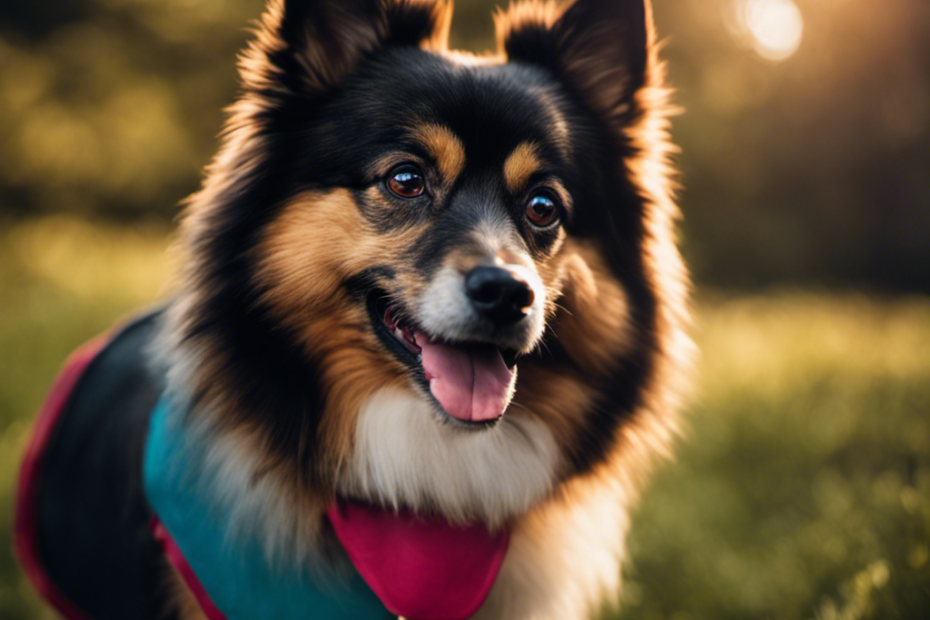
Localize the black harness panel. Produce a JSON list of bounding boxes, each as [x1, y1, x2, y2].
[[28, 309, 172, 620]]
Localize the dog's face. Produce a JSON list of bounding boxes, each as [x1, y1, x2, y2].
[[169, 0, 686, 530], [261, 54, 572, 423]]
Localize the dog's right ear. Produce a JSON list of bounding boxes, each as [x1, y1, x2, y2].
[[241, 0, 452, 95]]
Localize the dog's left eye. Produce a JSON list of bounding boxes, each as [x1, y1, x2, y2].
[[525, 191, 561, 228], [386, 164, 425, 199]]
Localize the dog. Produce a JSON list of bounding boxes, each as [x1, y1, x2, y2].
[[15, 0, 690, 619]]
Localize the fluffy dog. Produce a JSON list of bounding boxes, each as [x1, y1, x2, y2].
[[16, 1, 690, 619]]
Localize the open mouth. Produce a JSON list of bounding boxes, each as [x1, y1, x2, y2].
[[366, 289, 518, 425]]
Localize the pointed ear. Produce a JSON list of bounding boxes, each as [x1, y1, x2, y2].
[[242, 0, 452, 94], [496, 0, 653, 127]]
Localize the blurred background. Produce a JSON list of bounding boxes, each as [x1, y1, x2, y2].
[[0, 0, 928, 619]]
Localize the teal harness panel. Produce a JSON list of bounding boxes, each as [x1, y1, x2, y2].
[[143, 398, 394, 620]]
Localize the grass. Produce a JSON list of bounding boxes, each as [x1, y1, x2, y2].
[[1, 217, 928, 620], [0, 216, 170, 619], [609, 294, 930, 620]]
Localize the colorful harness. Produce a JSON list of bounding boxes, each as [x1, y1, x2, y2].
[[14, 310, 392, 620]]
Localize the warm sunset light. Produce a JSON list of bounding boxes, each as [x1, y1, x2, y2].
[[742, 0, 804, 60]]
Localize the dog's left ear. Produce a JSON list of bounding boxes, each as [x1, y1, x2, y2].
[[496, 0, 653, 128], [243, 0, 452, 94]]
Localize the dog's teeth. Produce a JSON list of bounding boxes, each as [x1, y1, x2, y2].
[[394, 328, 404, 340]]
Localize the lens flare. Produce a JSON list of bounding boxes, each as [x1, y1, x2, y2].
[[743, 0, 804, 61]]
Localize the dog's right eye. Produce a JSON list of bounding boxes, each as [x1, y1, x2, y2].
[[386, 164, 425, 199]]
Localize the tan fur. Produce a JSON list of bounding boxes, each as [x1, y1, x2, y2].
[[494, 0, 561, 46], [503, 142, 543, 194], [508, 241, 635, 457], [496, 0, 692, 436], [159, 2, 692, 620], [622, 20, 694, 473], [410, 123, 466, 184], [419, 0, 454, 53], [256, 189, 416, 474], [509, 365, 595, 456], [552, 240, 634, 374], [473, 471, 632, 620], [487, 5, 691, 619], [168, 566, 208, 620]]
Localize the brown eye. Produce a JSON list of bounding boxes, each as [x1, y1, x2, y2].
[[387, 164, 425, 199], [525, 191, 560, 228]]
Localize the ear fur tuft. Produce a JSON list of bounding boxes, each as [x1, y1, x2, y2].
[[496, 0, 654, 128], [240, 0, 453, 95]]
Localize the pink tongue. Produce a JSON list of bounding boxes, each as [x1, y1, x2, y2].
[[326, 502, 509, 620], [416, 332, 515, 422]]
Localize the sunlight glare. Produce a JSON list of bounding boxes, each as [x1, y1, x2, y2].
[[743, 0, 804, 61]]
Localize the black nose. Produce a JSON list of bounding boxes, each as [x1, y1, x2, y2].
[[465, 266, 535, 325]]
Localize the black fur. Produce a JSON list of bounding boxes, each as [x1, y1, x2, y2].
[[184, 0, 662, 482]]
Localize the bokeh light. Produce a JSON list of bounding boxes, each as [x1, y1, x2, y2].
[[733, 0, 804, 61]]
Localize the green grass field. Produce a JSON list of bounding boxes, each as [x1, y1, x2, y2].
[[1, 218, 928, 620]]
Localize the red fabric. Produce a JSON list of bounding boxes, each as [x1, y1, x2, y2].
[[327, 501, 509, 620], [150, 517, 229, 620], [14, 335, 110, 620]]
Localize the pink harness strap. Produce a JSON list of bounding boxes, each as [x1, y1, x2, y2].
[[14, 334, 111, 620], [151, 518, 229, 620]]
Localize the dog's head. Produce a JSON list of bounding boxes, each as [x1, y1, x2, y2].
[[167, 0, 688, 530]]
